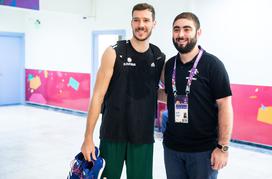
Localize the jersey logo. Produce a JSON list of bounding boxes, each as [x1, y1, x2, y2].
[[186, 69, 199, 80], [151, 62, 155, 67], [123, 57, 136, 67]]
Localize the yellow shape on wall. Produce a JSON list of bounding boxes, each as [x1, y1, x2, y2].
[[44, 70, 48, 78], [30, 76, 41, 90], [249, 95, 257, 99], [257, 106, 272, 125]]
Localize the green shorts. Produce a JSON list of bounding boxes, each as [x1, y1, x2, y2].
[[99, 139, 153, 179]]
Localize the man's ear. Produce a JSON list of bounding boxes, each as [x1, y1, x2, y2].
[[153, 20, 157, 28], [197, 28, 202, 38]]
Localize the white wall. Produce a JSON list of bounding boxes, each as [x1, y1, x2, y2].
[[24, 10, 94, 72], [0, 0, 96, 73], [40, 0, 95, 17], [1, 0, 272, 86], [193, 0, 272, 86], [0, 6, 26, 32]]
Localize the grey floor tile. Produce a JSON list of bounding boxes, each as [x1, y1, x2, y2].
[[1, 105, 272, 179]]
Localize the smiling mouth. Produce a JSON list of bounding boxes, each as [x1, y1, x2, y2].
[[136, 29, 146, 34], [177, 39, 187, 46], [135, 29, 147, 36]]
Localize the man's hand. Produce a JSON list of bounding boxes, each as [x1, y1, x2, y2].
[[210, 148, 229, 170], [81, 139, 97, 162]]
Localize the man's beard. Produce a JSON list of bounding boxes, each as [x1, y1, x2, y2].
[[172, 35, 197, 54], [133, 27, 152, 41]]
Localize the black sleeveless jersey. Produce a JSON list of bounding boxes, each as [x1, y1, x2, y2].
[[100, 40, 165, 144]]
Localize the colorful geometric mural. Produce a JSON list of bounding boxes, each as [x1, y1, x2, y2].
[[0, 0, 39, 10], [231, 84, 272, 146], [25, 69, 90, 112], [24, 70, 272, 146]]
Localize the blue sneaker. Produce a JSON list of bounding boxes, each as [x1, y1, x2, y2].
[[82, 157, 105, 179], [67, 152, 85, 179], [68, 147, 100, 179], [91, 146, 100, 161]]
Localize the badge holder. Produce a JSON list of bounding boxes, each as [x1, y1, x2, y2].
[[174, 95, 188, 123], [172, 48, 203, 124]]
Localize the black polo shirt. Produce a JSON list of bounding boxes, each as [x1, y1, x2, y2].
[[164, 49, 232, 152]]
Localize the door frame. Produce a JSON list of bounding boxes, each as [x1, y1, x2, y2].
[[0, 32, 25, 105]]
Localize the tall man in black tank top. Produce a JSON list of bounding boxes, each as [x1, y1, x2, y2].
[[81, 3, 165, 179]]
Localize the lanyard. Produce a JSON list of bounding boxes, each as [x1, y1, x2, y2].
[[172, 48, 204, 96]]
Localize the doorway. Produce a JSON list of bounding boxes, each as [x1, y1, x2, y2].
[[0, 32, 25, 105]]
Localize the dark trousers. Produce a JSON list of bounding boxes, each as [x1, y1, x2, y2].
[[164, 144, 218, 179]]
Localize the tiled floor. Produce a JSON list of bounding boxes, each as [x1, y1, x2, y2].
[[1, 105, 272, 179]]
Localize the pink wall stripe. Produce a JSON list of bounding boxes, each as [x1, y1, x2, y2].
[[25, 69, 90, 112], [231, 84, 272, 146]]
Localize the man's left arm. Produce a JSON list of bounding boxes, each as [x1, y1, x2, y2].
[[217, 96, 233, 147], [211, 96, 233, 170]]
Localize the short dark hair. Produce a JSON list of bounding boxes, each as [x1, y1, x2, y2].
[[173, 12, 200, 30], [132, 3, 155, 21]]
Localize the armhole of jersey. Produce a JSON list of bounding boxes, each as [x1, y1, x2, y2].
[[150, 43, 165, 80], [111, 41, 125, 73], [102, 41, 126, 114], [150, 43, 165, 64]]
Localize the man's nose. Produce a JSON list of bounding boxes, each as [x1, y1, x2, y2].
[[139, 20, 145, 27], [178, 30, 184, 37]]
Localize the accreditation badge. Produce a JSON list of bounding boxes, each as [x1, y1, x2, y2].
[[174, 95, 188, 123]]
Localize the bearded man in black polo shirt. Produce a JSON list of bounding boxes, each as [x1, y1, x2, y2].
[[163, 12, 233, 179]]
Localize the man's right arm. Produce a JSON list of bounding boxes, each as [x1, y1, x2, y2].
[[81, 46, 116, 161]]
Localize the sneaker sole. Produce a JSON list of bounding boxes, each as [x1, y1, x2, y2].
[[97, 158, 106, 179]]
